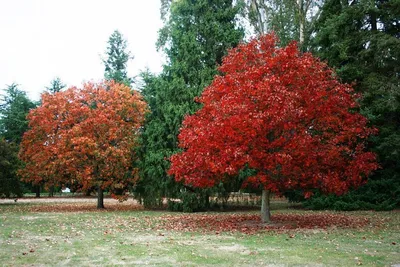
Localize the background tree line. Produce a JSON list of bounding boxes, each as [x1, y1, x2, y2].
[[1, 0, 398, 211]]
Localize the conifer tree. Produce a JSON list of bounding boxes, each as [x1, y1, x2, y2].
[[307, 0, 400, 210], [137, 0, 244, 209], [0, 84, 36, 144], [103, 30, 133, 86], [0, 138, 22, 197], [45, 77, 66, 94], [0, 84, 36, 197]]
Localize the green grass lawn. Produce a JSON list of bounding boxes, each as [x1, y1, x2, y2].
[[0, 199, 399, 266]]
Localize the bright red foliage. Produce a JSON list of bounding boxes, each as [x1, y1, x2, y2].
[[169, 34, 378, 197], [19, 81, 147, 200]]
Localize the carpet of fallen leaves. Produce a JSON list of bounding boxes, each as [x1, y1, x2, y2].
[[2, 198, 384, 235], [27, 203, 144, 212], [155, 213, 371, 234]]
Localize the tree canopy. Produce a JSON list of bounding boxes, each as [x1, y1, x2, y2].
[[242, 0, 321, 48], [19, 81, 147, 208], [169, 34, 378, 221], [0, 138, 22, 197], [0, 84, 36, 144], [45, 77, 66, 94], [103, 30, 133, 86], [307, 0, 400, 210]]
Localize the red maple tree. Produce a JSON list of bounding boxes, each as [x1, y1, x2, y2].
[[168, 34, 378, 222], [19, 81, 147, 208]]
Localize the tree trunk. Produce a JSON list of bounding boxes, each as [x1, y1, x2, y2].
[[48, 186, 54, 197], [251, 0, 266, 35], [35, 185, 40, 198], [97, 186, 105, 209], [299, 18, 305, 45], [370, 9, 377, 32], [204, 191, 210, 209], [261, 189, 271, 223], [297, 0, 305, 45]]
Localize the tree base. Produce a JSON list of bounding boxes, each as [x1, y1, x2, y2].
[[97, 187, 104, 209], [261, 189, 271, 223]]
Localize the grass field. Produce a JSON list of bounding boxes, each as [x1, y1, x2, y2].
[[0, 198, 399, 266]]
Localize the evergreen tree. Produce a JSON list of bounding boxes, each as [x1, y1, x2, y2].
[[0, 84, 36, 197], [0, 84, 36, 144], [137, 0, 244, 209], [0, 138, 22, 197], [102, 30, 133, 86], [306, 0, 400, 210], [45, 77, 66, 94]]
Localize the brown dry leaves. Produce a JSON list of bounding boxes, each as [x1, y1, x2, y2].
[[155, 213, 371, 234], [28, 203, 144, 212], [3, 199, 384, 235]]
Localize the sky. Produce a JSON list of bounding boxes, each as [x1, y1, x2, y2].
[[0, 0, 164, 101]]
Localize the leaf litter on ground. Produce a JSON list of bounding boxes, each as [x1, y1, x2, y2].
[[154, 212, 374, 235]]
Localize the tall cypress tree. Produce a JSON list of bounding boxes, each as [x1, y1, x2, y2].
[[0, 84, 36, 197], [45, 77, 66, 94], [306, 0, 400, 210], [0, 84, 36, 144], [137, 0, 244, 209], [103, 30, 133, 86], [0, 138, 21, 197]]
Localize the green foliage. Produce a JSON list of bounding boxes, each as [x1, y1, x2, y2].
[[0, 138, 22, 197], [167, 189, 211, 212], [103, 30, 133, 86], [309, 0, 400, 210], [0, 84, 36, 144], [136, 0, 244, 209], [0, 84, 37, 197], [284, 190, 306, 203], [45, 77, 66, 94], [268, 0, 299, 46], [303, 183, 399, 211]]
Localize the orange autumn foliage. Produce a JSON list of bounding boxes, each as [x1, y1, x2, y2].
[[19, 81, 147, 199]]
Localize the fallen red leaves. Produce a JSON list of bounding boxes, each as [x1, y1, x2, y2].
[[155, 213, 370, 234], [16, 201, 374, 235], [28, 203, 144, 212]]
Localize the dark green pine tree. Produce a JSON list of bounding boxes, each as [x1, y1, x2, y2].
[[45, 77, 66, 94], [103, 30, 133, 86], [0, 84, 36, 197], [0, 84, 36, 144], [136, 0, 244, 209], [0, 138, 22, 197], [306, 0, 400, 210]]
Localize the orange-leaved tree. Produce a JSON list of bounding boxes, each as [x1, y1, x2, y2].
[[19, 81, 147, 208], [168, 34, 378, 222]]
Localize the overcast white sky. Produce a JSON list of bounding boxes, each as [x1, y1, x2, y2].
[[0, 0, 164, 101]]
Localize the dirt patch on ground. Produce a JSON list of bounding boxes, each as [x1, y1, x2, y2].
[[0, 197, 137, 204], [0, 197, 143, 212], [28, 203, 144, 212]]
